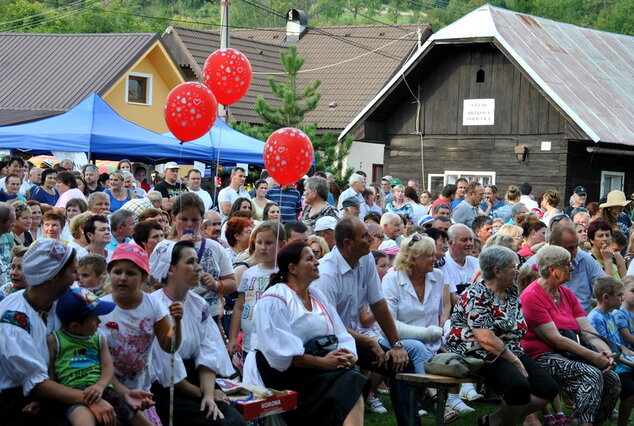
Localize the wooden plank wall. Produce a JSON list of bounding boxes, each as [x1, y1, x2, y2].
[[383, 43, 573, 197]]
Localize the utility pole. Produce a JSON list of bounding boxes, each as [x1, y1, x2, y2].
[[218, 0, 230, 120]]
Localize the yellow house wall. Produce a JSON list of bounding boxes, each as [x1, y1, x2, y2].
[[103, 43, 184, 134]]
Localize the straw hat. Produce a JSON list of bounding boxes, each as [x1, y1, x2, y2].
[[599, 190, 632, 209]]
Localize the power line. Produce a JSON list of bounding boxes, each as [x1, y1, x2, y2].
[[342, 6, 411, 32], [2, 1, 106, 32], [238, 0, 406, 61]]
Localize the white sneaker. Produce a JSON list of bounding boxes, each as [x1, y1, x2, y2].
[[418, 408, 427, 417], [447, 398, 475, 414], [366, 395, 388, 414], [459, 383, 484, 401]]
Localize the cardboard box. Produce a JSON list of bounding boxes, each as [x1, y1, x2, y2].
[[235, 391, 298, 420]]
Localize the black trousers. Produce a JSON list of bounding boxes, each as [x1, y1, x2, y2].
[[356, 342, 419, 426], [478, 353, 559, 405]]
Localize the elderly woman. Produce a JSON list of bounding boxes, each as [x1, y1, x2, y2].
[[521, 245, 621, 426], [54, 171, 86, 208], [300, 176, 339, 232], [243, 243, 367, 426], [224, 217, 253, 262], [67, 211, 95, 252], [385, 184, 413, 220], [149, 240, 242, 425], [10, 202, 32, 246], [382, 234, 445, 358], [587, 219, 627, 278], [447, 246, 559, 426], [132, 221, 164, 256]]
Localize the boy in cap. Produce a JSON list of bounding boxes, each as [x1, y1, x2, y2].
[[49, 287, 151, 425]]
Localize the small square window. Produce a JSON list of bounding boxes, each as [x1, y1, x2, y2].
[[126, 73, 152, 105]]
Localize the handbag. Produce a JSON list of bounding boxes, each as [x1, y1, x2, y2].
[[424, 353, 486, 378], [558, 329, 622, 363], [303, 334, 338, 357]]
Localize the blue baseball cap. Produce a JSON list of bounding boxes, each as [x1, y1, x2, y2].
[[56, 287, 115, 324]]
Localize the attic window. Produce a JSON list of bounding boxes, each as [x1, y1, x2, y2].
[[476, 69, 485, 83], [126, 72, 153, 105]]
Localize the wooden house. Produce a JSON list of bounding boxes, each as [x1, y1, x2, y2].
[[340, 5, 634, 203]]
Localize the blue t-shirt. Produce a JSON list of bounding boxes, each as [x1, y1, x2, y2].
[[104, 188, 132, 212], [480, 200, 507, 216], [613, 306, 634, 351], [588, 308, 630, 373], [29, 186, 59, 205]]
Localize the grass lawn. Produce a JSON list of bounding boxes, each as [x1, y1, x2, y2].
[[364, 394, 624, 425]]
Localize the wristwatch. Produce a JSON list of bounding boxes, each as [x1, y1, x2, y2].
[[393, 340, 405, 349]]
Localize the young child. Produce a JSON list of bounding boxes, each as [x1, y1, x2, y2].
[[228, 221, 285, 359], [77, 254, 107, 296], [49, 287, 151, 425], [588, 275, 634, 426], [0, 246, 28, 298], [615, 276, 634, 351], [99, 243, 183, 425]]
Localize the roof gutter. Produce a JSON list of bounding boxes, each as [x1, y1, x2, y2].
[[586, 146, 634, 156]]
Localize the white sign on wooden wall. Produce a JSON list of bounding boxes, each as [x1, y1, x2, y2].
[[463, 99, 495, 126]]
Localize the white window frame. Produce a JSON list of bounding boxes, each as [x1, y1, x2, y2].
[[427, 174, 444, 192], [600, 170, 624, 199], [126, 72, 153, 105], [443, 171, 496, 186]]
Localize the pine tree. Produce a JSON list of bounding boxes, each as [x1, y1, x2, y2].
[[233, 45, 354, 185]]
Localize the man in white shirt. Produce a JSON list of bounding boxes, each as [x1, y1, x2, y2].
[[519, 182, 539, 211], [313, 217, 418, 426], [217, 167, 250, 221], [186, 169, 212, 211], [443, 224, 479, 298]]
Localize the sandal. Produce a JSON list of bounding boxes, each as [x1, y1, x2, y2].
[[443, 406, 460, 424]]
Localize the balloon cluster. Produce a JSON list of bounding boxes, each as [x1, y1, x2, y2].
[[164, 48, 253, 142], [164, 47, 314, 186]]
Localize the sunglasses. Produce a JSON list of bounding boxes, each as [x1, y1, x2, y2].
[[549, 214, 570, 228], [409, 233, 422, 247]]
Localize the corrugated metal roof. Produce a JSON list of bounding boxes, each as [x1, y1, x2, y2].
[[162, 26, 288, 125], [165, 24, 430, 131], [0, 32, 158, 123], [341, 5, 634, 146]]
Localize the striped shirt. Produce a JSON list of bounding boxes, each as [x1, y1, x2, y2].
[[265, 187, 302, 223]]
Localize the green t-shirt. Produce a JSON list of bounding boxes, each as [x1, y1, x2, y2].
[[53, 330, 102, 389]]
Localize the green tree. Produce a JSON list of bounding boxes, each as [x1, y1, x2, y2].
[[233, 45, 354, 185]]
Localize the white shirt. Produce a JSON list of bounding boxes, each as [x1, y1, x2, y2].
[[190, 238, 234, 317], [409, 203, 427, 225], [217, 186, 251, 221], [0, 290, 60, 395], [99, 292, 168, 391], [149, 289, 232, 387], [243, 284, 356, 385], [441, 254, 479, 293], [520, 195, 539, 211], [337, 187, 361, 210], [188, 188, 213, 211], [382, 269, 445, 352], [312, 248, 383, 329], [237, 264, 277, 352]]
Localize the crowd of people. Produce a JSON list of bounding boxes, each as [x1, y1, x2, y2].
[[1, 155, 634, 426]]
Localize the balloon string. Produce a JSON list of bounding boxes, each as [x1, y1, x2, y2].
[[273, 190, 283, 271]]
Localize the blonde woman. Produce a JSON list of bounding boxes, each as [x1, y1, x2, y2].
[[307, 235, 329, 259]]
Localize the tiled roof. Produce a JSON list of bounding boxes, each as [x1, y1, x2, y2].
[[165, 24, 431, 132], [0, 32, 159, 125], [341, 5, 634, 146], [162, 26, 288, 125]]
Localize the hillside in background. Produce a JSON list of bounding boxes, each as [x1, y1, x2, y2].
[[0, 0, 632, 36]]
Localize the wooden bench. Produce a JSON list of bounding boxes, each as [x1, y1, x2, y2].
[[396, 373, 484, 426]]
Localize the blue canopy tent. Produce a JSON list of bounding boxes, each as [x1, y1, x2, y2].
[[163, 117, 266, 165], [0, 94, 212, 162]]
